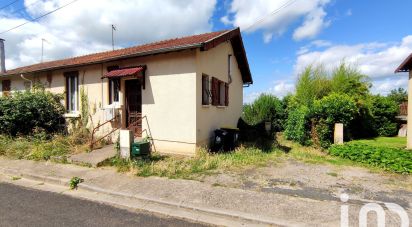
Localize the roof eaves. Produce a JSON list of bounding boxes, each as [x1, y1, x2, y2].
[[2, 43, 203, 76], [395, 53, 412, 73]]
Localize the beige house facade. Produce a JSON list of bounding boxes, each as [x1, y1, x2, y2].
[[0, 28, 253, 155]]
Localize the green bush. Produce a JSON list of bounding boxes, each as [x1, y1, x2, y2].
[[0, 90, 65, 136], [242, 94, 286, 131], [370, 95, 399, 136], [329, 143, 412, 174], [311, 93, 357, 148], [284, 105, 311, 145]]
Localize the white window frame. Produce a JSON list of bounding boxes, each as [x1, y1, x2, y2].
[[67, 75, 78, 113]]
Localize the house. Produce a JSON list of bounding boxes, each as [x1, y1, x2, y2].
[[0, 28, 253, 155], [395, 53, 412, 148]]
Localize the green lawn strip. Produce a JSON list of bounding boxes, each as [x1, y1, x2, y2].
[[351, 137, 406, 149]]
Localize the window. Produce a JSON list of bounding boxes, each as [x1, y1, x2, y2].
[[1, 80, 10, 97], [211, 77, 229, 107], [109, 79, 120, 104], [202, 74, 210, 105], [65, 72, 79, 113], [107, 65, 120, 104]]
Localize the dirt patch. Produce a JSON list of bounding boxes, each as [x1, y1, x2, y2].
[[200, 158, 412, 207]]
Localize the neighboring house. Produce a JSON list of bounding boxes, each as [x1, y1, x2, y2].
[[395, 53, 412, 147], [0, 28, 253, 155]]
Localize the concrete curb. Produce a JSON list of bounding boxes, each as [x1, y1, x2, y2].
[[0, 167, 300, 227]]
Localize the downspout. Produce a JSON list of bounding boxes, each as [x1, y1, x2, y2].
[[20, 74, 33, 90], [228, 54, 233, 85]]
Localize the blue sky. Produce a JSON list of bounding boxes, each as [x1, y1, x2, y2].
[[1, 0, 411, 102]]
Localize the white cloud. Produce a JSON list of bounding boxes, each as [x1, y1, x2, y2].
[[222, 0, 331, 43], [371, 77, 408, 95], [0, 0, 217, 69], [244, 80, 294, 103], [293, 7, 330, 41], [294, 35, 412, 78]]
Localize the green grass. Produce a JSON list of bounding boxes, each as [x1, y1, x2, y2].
[[349, 137, 406, 149], [0, 132, 91, 162]]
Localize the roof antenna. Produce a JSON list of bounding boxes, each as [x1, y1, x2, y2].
[[111, 24, 116, 51], [41, 38, 50, 63]]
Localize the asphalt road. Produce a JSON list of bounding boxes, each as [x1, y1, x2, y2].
[[0, 183, 209, 227]]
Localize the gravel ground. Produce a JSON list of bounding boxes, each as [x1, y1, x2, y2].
[[200, 158, 412, 208]]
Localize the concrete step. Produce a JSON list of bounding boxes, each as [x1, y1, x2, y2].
[[68, 145, 117, 167]]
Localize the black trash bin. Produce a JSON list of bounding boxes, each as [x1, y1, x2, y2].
[[221, 127, 239, 151], [212, 129, 227, 152], [212, 128, 239, 152]]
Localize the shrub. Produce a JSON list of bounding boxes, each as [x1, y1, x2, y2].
[[310, 93, 357, 148], [0, 90, 65, 136], [284, 105, 311, 145], [370, 95, 399, 137], [242, 94, 285, 131], [329, 143, 412, 174]]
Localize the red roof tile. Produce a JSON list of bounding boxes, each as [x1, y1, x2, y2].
[[102, 66, 144, 79], [1, 28, 252, 84], [2, 30, 228, 76]]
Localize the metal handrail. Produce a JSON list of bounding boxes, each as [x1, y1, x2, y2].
[[126, 114, 157, 153], [89, 115, 119, 150], [89, 113, 156, 153]]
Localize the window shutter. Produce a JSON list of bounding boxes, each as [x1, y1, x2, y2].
[[225, 83, 229, 106], [211, 77, 218, 106]]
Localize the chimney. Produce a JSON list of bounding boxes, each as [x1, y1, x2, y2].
[[0, 39, 5, 73]]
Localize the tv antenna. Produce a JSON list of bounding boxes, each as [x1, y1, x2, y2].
[[41, 38, 50, 62], [111, 24, 116, 51]]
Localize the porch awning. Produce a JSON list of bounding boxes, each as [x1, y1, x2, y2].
[[102, 66, 145, 79]]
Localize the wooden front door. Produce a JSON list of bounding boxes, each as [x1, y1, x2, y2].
[[125, 79, 142, 137]]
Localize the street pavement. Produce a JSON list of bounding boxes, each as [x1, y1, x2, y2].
[[0, 183, 209, 227]]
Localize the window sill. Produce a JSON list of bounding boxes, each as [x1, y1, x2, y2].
[[202, 104, 210, 108], [64, 112, 81, 118], [216, 105, 227, 109]]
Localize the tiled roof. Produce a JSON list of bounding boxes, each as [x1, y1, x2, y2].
[[2, 30, 228, 76]]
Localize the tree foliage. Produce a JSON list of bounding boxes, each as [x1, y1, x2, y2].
[[0, 90, 65, 136], [242, 94, 286, 131]]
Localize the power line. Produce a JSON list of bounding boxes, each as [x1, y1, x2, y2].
[[0, 0, 20, 11], [0, 0, 81, 35], [242, 0, 298, 32]]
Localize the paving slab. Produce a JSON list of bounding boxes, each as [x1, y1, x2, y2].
[[68, 145, 117, 167]]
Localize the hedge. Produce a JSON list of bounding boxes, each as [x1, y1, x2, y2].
[[329, 143, 412, 174]]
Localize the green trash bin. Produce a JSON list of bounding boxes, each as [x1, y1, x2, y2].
[[131, 141, 151, 157]]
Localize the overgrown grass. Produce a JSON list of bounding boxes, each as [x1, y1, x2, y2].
[[108, 145, 283, 179], [349, 137, 406, 149], [0, 131, 91, 162]]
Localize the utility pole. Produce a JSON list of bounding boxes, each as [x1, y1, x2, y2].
[[41, 38, 49, 63], [111, 24, 116, 51]]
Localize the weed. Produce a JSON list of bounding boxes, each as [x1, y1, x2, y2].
[[69, 177, 84, 190], [327, 172, 338, 177], [11, 176, 21, 181]]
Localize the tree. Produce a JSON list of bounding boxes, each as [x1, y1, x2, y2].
[[387, 87, 407, 105]]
